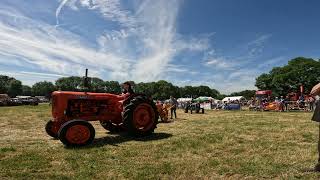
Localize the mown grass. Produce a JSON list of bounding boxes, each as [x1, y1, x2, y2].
[[1, 104, 320, 179]]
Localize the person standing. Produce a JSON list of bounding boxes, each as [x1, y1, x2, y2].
[[309, 96, 315, 111], [310, 82, 320, 171], [313, 96, 320, 171], [169, 96, 178, 119]]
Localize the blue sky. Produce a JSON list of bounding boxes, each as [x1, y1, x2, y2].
[[0, 0, 319, 94]]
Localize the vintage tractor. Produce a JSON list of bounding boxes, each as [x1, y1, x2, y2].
[[45, 70, 159, 147], [156, 102, 173, 123]]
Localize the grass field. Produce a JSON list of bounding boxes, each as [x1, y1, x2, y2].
[[1, 104, 320, 179]]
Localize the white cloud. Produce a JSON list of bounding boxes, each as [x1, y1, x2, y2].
[[247, 34, 272, 58], [58, 0, 137, 28], [0, 8, 131, 79], [69, 0, 201, 82], [1, 0, 267, 94], [1, 0, 211, 85], [205, 58, 233, 69], [56, 0, 71, 25]]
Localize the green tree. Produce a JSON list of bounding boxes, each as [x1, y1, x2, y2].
[[0, 75, 15, 94], [32, 81, 56, 98], [255, 57, 320, 96], [135, 82, 156, 97], [180, 86, 196, 98], [153, 80, 178, 100], [22, 85, 32, 96], [55, 76, 82, 91], [8, 80, 22, 97], [104, 81, 122, 94], [90, 77, 105, 92], [180, 85, 220, 99]]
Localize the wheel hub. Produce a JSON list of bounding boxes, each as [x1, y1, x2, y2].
[[65, 125, 90, 144]]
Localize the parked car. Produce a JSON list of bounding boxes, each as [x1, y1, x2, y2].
[[35, 96, 49, 103], [20, 97, 39, 106], [0, 94, 10, 106], [8, 98, 23, 106]]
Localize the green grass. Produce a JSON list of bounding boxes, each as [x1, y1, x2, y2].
[[1, 104, 320, 179]]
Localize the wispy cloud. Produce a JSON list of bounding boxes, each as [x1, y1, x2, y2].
[[57, 0, 137, 27], [247, 34, 272, 58], [0, 0, 210, 85], [205, 58, 233, 69], [0, 7, 131, 79], [56, 0, 70, 25], [0, 1, 279, 94], [60, 0, 205, 82]]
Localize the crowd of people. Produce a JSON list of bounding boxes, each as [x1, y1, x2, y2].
[[248, 95, 318, 112]]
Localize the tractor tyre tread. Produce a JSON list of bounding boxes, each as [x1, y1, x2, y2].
[[58, 119, 95, 147], [123, 96, 159, 137], [45, 120, 58, 138]]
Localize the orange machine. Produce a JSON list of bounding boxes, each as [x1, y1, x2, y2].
[[263, 102, 282, 111], [45, 70, 159, 147], [156, 102, 172, 123]]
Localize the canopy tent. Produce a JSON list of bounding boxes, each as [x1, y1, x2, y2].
[[192, 96, 214, 103], [256, 90, 272, 95], [177, 98, 192, 102], [222, 96, 246, 103]]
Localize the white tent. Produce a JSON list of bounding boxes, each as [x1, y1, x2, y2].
[[177, 98, 192, 102], [222, 96, 246, 102]]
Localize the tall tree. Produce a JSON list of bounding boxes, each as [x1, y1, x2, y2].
[[90, 77, 105, 92], [8, 80, 22, 97], [22, 85, 32, 96], [104, 81, 122, 94], [0, 75, 15, 94], [255, 57, 320, 96], [55, 76, 82, 91], [32, 81, 56, 98]]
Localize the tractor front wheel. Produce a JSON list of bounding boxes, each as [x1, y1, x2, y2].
[[123, 96, 159, 136], [45, 120, 59, 138], [58, 120, 95, 147]]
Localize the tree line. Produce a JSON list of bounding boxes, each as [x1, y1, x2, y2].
[[1, 56, 318, 100], [0, 75, 223, 100]]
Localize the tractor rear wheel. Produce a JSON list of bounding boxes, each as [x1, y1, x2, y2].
[[100, 121, 124, 133], [123, 96, 159, 136], [58, 120, 95, 147], [45, 120, 59, 138]]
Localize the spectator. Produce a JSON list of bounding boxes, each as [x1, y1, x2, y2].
[[280, 96, 285, 111], [309, 96, 315, 111], [313, 95, 320, 171], [169, 96, 178, 119], [284, 96, 290, 111]]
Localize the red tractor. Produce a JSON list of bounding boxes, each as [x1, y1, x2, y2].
[[45, 70, 159, 147]]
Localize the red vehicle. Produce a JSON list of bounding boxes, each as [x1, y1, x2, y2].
[[45, 70, 159, 147]]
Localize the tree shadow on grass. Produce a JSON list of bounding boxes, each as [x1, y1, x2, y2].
[[82, 132, 173, 149]]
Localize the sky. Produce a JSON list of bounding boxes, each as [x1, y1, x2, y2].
[[0, 0, 319, 94]]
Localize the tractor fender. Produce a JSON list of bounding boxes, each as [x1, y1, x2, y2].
[[122, 93, 150, 106]]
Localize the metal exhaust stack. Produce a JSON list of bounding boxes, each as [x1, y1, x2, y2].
[[84, 68, 89, 94]]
